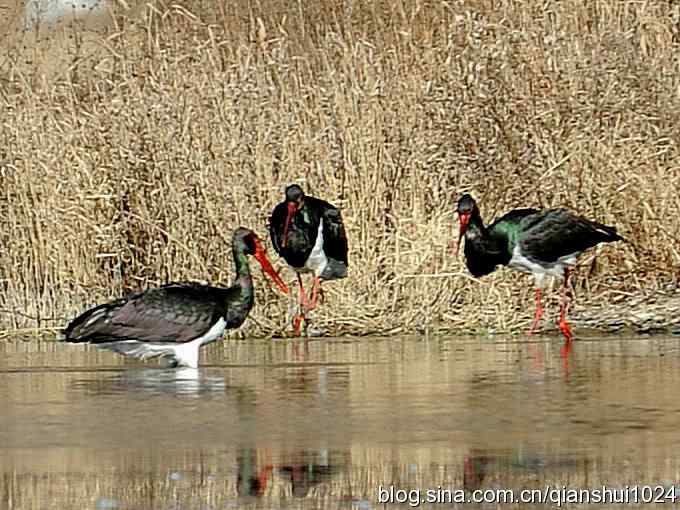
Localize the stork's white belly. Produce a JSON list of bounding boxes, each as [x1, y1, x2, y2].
[[94, 317, 227, 369], [508, 245, 579, 288], [297, 222, 328, 277]]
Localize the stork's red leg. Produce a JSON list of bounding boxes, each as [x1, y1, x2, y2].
[[292, 315, 304, 337], [307, 276, 322, 311], [528, 288, 543, 335], [293, 274, 309, 336], [558, 305, 573, 342], [297, 274, 310, 309], [558, 269, 573, 356]]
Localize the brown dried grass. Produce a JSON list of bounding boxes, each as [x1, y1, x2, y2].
[[0, 0, 679, 337]]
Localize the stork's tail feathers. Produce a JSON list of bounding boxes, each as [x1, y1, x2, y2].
[[591, 221, 624, 243]]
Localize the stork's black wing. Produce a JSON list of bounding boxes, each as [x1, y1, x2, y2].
[[319, 202, 349, 266], [519, 209, 623, 264], [269, 201, 289, 257], [63, 283, 230, 344]]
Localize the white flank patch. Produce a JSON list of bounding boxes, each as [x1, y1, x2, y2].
[[299, 222, 329, 277], [194, 317, 228, 345], [97, 317, 227, 369], [508, 245, 579, 288]]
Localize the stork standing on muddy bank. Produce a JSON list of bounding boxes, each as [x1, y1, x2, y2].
[[455, 194, 623, 353], [269, 184, 349, 336]]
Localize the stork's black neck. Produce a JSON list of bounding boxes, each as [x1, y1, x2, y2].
[[227, 243, 255, 324], [232, 243, 253, 284], [462, 211, 509, 277], [465, 210, 489, 238]]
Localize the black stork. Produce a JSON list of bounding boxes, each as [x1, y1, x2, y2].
[[456, 194, 623, 350], [61, 228, 289, 368], [269, 184, 349, 336]]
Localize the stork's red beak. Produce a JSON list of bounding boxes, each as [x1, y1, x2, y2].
[[253, 239, 289, 294], [456, 212, 471, 254], [282, 202, 297, 248]]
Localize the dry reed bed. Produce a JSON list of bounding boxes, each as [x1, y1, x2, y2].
[[0, 0, 679, 337]]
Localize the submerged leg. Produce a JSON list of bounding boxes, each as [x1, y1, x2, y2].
[[527, 288, 543, 335], [558, 269, 574, 356], [526, 288, 545, 372], [292, 315, 304, 337]]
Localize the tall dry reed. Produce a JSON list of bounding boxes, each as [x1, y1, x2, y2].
[[0, 0, 679, 336]]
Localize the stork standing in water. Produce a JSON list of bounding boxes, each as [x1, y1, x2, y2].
[[455, 194, 623, 353], [269, 185, 349, 336], [61, 228, 289, 368]]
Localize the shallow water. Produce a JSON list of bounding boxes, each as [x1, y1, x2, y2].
[[2, 334, 680, 509]]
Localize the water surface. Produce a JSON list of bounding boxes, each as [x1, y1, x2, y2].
[[1, 334, 680, 509]]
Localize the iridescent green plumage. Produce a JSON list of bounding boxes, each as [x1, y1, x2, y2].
[[456, 193, 623, 350], [61, 228, 288, 367], [458, 199, 538, 277]]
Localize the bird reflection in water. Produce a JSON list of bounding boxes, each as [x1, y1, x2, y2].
[[463, 448, 582, 493], [237, 447, 348, 499], [463, 451, 493, 491], [237, 448, 273, 498], [70, 368, 227, 397]]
